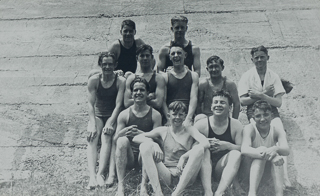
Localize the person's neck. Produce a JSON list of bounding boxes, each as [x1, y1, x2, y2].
[[122, 39, 134, 48], [212, 114, 228, 126], [256, 67, 267, 76], [140, 67, 153, 74], [102, 72, 115, 82], [133, 102, 148, 112], [173, 64, 186, 74], [173, 37, 186, 46], [210, 75, 223, 85], [257, 126, 270, 137], [171, 125, 184, 134]]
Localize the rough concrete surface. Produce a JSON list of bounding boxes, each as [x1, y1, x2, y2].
[[0, 0, 320, 195]]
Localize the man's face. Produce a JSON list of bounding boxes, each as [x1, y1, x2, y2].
[[171, 21, 188, 38], [169, 47, 186, 67], [137, 50, 153, 70], [251, 51, 269, 72], [211, 96, 230, 116], [253, 108, 272, 130], [132, 82, 148, 102], [168, 109, 186, 127], [120, 25, 136, 42], [206, 60, 223, 78], [101, 57, 116, 74]]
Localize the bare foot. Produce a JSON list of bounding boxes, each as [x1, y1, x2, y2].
[[106, 175, 115, 188], [86, 176, 97, 190], [283, 179, 293, 189], [96, 174, 105, 186], [116, 185, 125, 196]]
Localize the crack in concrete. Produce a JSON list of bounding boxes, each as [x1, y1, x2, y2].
[[0, 6, 318, 21], [0, 144, 86, 148], [0, 102, 53, 106], [32, 82, 87, 87]]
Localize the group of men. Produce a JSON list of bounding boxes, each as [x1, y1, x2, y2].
[[86, 16, 291, 196]]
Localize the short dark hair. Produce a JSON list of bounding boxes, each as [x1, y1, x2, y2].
[[168, 101, 187, 114], [252, 100, 272, 113], [212, 90, 233, 106], [206, 55, 224, 69], [250, 45, 268, 56], [130, 77, 150, 92], [98, 52, 116, 66], [171, 15, 188, 26], [136, 44, 153, 56], [121, 19, 136, 30]]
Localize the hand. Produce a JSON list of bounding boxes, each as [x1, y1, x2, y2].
[[209, 139, 229, 152], [264, 85, 274, 97], [248, 89, 263, 99], [152, 143, 163, 163], [176, 156, 187, 176], [87, 124, 98, 142], [263, 147, 278, 161], [102, 124, 115, 135], [257, 146, 267, 159], [271, 155, 284, 166], [120, 125, 137, 137], [125, 126, 142, 137], [114, 70, 124, 77]]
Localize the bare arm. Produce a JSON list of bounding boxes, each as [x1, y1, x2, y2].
[[108, 41, 120, 60], [241, 125, 266, 159], [156, 46, 169, 72], [192, 46, 201, 77], [132, 127, 164, 144], [87, 77, 98, 141], [185, 72, 199, 122], [228, 82, 240, 119], [188, 126, 210, 149], [113, 111, 130, 142], [123, 75, 135, 108], [152, 109, 162, 129], [148, 74, 165, 109], [269, 127, 290, 156]]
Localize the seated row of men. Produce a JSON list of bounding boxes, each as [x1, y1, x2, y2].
[[86, 42, 291, 196]]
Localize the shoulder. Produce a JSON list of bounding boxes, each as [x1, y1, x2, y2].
[[243, 123, 255, 137], [109, 40, 120, 49], [159, 43, 171, 53], [194, 118, 209, 135], [190, 71, 199, 81], [151, 108, 161, 117], [155, 73, 165, 82], [135, 38, 145, 47], [119, 108, 130, 120], [199, 77, 208, 86], [88, 74, 99, 87], [126, 74, 135, 85], [225, 78, 236, 87], [230, 118, 243, 132]]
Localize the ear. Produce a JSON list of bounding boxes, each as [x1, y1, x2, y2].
[[184, 51, 187, 59], [186, 25, 188, 31], [136, 55, 139, 61], [206, 66, 209, 71], [170, 26, 173, 32], [114, 62, 118, 68], [133, 29, 136, 35], [120, 29, 122, 35], [267, 55, 270, 61], [166, 112, 171, 120], [221, 65, 225, 71], [251, 58, 254, 63]]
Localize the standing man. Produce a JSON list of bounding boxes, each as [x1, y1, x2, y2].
[[113, 77, 162, 196], [86, 52, 125, 189], [194, 91, 244, 196], [108, 19, 145, 77], [162, 46, 199, 126], [133, 101, 212, 196], [238, 46, 291, 188], [157, 15, 201, 76], [197, 55, 240, 119], [124, 44, 165, 111], [241, 100, 290, 196]]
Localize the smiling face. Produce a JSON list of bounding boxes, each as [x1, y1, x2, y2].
[[206, 60, 223, 78], [137, 49, 153, 70], [168, 109, 186, 127], [171, 21, 188, 39], [253, 108, 272, 131], [100, 57, 116, 74], [169, 46, 186, 67], [211, 96, 230, 116], [132, 82, 148, 103], [251, 51, 269, 73], [120, 25, 136, 42]]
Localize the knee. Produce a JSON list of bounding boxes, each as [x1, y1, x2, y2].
[[230, 150, 242, 161], [190, 145, 205, 159], [139, 142, 154, 156], [116, 137, 130, 150]]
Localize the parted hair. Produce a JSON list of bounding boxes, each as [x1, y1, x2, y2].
[[250, 45, 268, 56], [98, 52, 116, 66], [212, 90, 233, 106], [136, 44, 153, 56], [121, 19, 136, 30], [171, 15, 188, 26], [168, 101, 187, 114], [206, 55, 225, 69], [252, 100, 272, 113], [130, 77, 150, 92]]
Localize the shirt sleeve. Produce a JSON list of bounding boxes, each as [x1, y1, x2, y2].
[[273, 73, 285, 96], [238, 72, 249, 97]]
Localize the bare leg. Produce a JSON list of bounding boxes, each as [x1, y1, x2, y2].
[[248, 159, 266, 196], [271, 163, 284, 196], [115, 137, 134, 196], [172, 145, 204, 196], [106, 136, 116, 186], [214, 150, 242, 196], [200, 149, 213, 196], [140, 167, 149, 196], [139, 142, 171, 196], [86, 118, 103, 188], [96, 133, 112, 186]]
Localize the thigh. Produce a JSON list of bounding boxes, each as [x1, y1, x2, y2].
[[214, 152, 229, 178], [156, 163, 173, 186]]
